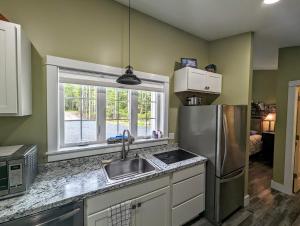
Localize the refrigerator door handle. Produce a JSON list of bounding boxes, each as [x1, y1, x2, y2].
[[221, 112, 228, 174], [220, 169, 244, 184]]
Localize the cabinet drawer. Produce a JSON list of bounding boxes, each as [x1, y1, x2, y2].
[[173, 174, 205, 207], [172, 194, 205, 226], [86, 176, 169, 215], [173, 164, 205, 183]]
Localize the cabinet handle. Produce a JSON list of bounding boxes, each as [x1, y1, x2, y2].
[[137, 203, 142, 207], [131, 205, 136, 209]]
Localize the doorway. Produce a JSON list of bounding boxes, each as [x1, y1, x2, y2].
[[293, 92, 300, 192], [248, 103, 275, 197], [273, 81, 300, 195]]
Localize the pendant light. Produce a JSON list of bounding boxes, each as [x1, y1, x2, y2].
[[116, 0, 141, 85]]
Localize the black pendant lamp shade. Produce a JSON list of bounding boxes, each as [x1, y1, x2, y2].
[[116, 0, 141, 85], [117, 65, 141, 85]]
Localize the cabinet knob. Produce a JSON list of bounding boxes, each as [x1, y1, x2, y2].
[[137, 203, 142, 207], [205, 86, 210, 90], [131, 205, 136, 209]]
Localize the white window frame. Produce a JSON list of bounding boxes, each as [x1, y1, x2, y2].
[[46, 56, 169, 162]]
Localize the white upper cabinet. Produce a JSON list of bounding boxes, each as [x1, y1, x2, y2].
[[174, 67, 222, 94], [0, 20, 31, 116]]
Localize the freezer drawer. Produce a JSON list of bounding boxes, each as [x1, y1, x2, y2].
[[216, 169, 244, 222]]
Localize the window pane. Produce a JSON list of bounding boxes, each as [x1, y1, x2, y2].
[[82, 99, 97, 141], [64, 97, 81, 144], [106, 120, 129, 138], [119, 120, 129, 134], [137, 119, 147, 137], [64, 84, 81, 98], [118, 101, 128, 119], [65, 121, 80, 144], [82, 86, 97, 99], [137, 90, 157, 137], [63, 83, 97, 145], [82, 120, 97, 141], [149, 119, 156, 135], [106, 120, 117, 139], [64, 98, 81, 120], [106, 88, 129, 138], [82, 100, 97, 121]]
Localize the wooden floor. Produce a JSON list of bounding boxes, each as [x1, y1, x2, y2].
[[186, 157, 300, 226], [248, 155, 273, 196]]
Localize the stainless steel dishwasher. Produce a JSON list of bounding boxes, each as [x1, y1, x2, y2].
[[1, 201, 83, 226]]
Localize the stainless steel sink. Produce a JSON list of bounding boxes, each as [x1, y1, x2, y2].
[[104, 158, 156, 181]]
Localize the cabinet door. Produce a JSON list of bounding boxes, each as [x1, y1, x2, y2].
[[0, 22, 18, 114], [206, 74, 222, 93], [87, 208, 110, 226], [187, 70, 208, 92], [134, 187, 170, 226]]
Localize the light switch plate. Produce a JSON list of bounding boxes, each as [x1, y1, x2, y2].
[[168, 133, 175, 139]]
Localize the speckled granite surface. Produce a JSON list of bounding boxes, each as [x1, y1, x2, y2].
[[0, 144, 207, 224]]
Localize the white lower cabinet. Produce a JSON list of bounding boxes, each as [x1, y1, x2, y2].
[[86, 176, 170, 226], [87, 187, 170, 226], [171, 164, 206, 226], [134, 187, 170, 226], [172, 194, 205, 226], [87, 209, 110, 226], [86, 163, 206, 226]]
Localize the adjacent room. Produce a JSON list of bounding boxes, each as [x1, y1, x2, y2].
[[0, 0, 300, 226], [248, 70, 277, 196]]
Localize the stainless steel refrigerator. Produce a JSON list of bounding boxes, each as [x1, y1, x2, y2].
[[179, 105, 247, 225]]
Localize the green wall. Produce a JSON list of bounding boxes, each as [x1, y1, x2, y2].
[[0, 48, 46, 161], [208, 33, 253, 194], [0, 0, 208, 161], [252, 70, 277, 104], [209, 33, 253, 105], [273, 47, 300, 184]]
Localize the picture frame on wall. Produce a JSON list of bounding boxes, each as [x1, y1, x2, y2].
[[181, 58, 197, 68]]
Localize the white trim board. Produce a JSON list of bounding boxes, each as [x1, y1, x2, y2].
[[46, 55, 170, 162], [46, 55, 169, 83], [271, 80, 300, 195], [48, 139, 169, 162], [271, 180, 292, 195], [244, 194, 250, 207]]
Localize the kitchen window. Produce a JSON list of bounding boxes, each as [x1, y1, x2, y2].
[[58, 68, 166, 148], [46, 56, 169, 161]]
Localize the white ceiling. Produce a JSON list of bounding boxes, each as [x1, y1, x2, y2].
[[115, 0, 300, 70]]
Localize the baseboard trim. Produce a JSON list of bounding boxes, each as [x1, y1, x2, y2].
[[244, 194, 250, 207], [271, 180, 292, 195]]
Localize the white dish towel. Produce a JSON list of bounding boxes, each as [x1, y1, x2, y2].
[[108, 200, 132, 226]]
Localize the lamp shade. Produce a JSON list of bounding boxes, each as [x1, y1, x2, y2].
[[116, 65, 141, 85], [264, 113, 276, 121]]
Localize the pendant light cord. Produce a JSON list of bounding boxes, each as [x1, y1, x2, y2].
[[128, 0, 131, 67]]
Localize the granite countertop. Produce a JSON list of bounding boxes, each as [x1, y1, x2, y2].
[[0, 145, 207, 224]]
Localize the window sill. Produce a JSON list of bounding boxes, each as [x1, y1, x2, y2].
[[46, 138, 169, 162]]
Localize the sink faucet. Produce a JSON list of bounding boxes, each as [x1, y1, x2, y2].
[[121, 129, 132, 160]]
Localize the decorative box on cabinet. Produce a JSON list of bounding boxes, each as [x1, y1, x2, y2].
[[174, 67, 222, 94], [0, 20, 31, 116]]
